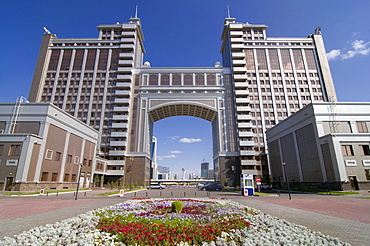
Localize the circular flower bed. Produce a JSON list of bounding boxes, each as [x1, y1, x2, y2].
[[0, 198, 350, 245]]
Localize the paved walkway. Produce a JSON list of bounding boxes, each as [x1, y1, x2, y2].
[[0, 189, 369, 245]]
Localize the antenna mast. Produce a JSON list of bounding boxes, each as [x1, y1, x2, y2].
[[135, 5, 138, 18], [227, 5, 231, 18]]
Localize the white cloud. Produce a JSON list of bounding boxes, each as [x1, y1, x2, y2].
[[157, 154, 177, 161], [168, 136, 180, 140], [328, 40, 370, 61], [170, 150, 182, 154], [179, 137, 202, 143], [326, 49, 341, 60]]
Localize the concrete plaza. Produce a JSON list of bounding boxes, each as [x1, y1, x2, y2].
[[0, 188, 369, 245]]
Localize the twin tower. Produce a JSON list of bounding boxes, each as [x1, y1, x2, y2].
[[28, 16, 336, 186]]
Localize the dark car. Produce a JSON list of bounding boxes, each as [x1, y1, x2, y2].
[[202, 183, 222, 191]]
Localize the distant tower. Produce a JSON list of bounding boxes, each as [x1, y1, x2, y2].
[[201, 161, 209, 178], [151, 136, 158, 179]]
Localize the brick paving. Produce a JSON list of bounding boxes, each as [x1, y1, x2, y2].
[[0, 189, 369, 245]]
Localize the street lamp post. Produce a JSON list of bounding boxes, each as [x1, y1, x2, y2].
[[282, 162, 292, 200], [75, 163, 83, 200]]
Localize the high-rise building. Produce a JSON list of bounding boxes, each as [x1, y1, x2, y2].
[[28, 16, 336, 186], [201, 162, 209, 178]]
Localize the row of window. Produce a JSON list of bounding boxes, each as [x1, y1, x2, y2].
[[0, 145, 21, 156], [45, 149, 92, 166], [342, 145, 370, 156]]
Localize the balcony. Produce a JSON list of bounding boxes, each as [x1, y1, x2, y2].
[[240, 141, 255, 147], [234, 82, 248, 88], [237, 114, 253, 120], [240, 150, 257, 156], [231, 43, 245, 49], [238, 131, 254, 137], [119, 60, 133, 66], [114, 98, 130, 104], [230, 37, 244, 42], [110, 132, 127, 137], [119, 53, 134, 59], [235, 98, 250, 103], [233, 74, 248, 80], [108, 150, 126, 156], [111, 123, 128, 128], [116, 82, 131, 88], [233, 67, 247, 72], [241, 160, 257, 166], [235, 90, 250, 95], [232, 60, 246, 65], [232, 53, 245, 58], [230, 31, 243, 36], [106, 169, 124, 175], [113, 106, 129, 112], [115, 90, 130, 96], [121, 31, 135, 37], [238, 122, 253, 129], [120, 38, 135, 43], [110, 141, 127, 147], [236, 106, 251, 112], [112, 115, 128, 120], [120, 44, 134, 49], [117, 74, 132, 80], [118, 67, 132, 72]]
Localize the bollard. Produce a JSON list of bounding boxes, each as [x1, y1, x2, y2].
[[134, 192, 137, 197], [47, 192, 49, 196], [171, 191, 173, 197], [146, 192, 148, 197], [160, 191, 162, 197], [73, 192, 75, 196], [184, 192, 186, 197], [56, 192, 58, 196], [195, 192, 197, 197], [84, 192, 86, 196]]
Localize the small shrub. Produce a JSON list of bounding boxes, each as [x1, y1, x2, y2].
[[171, 201, 184, 213]]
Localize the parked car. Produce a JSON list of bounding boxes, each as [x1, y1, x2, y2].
[[202, 183, 222, 191], [260, 183, 271, 190], [197, 183, 207, 189], [147, 184, 165, 189]]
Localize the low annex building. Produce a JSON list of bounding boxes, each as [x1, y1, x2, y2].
[[266, 102, 370, 190], [0, 102, 98, 191]]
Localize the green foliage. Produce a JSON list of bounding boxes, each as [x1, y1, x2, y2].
[[109, 181, 115, 190], [93, 175, 100, 187], [171, 201, 184, 213], [117, 180, 122, 190]]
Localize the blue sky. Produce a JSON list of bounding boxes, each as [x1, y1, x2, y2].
[[0, 1, 369, 177]]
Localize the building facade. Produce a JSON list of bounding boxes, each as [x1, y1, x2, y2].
[[0, 102, 98, 191], [266, 102, 370, 190], [28, 16, 336, 186]]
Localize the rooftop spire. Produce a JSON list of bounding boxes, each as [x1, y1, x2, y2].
[[135, 5, 138, 18], [227, 5, 231, 18]]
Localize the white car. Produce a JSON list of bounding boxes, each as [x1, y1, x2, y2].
[[147, 184, 165, 189]]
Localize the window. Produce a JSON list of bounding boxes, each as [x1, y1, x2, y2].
[[67, 154, 72, 163], [0, 145, 3, 155], [8, 145, 21, 156], [74, 156, 80, 164], [357, 122, 369, 133], [51, 173, 58, 181], [341, 145, 354, 156], [345, 160, 356, 166], [365, 170, 370, 180], [45, 149, 53, 160], [83, 158, 87, 166], [55, 152, 62, 161], [6, 160, 18, 166], [359, 145, 370, 155], [363, 160, 370, 167], [71, 174, 77, 182], [64, 173, 70, 182], [41, 172, 48, 181]]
